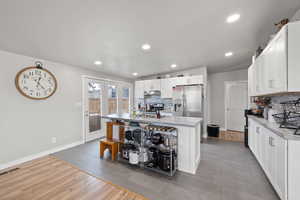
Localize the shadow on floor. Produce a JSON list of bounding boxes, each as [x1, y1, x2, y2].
[[53, 139, 279, 200]]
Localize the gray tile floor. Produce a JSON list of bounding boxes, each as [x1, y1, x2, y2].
[[53, 139, 279, 200]]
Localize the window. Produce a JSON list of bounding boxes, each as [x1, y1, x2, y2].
[[121, 87, 130, 113], [108, 85, 117, 114]]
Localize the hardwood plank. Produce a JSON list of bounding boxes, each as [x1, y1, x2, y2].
[[0, 156, 147, 200]]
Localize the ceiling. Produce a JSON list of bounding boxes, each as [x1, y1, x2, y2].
[[0, 0, 299, 79]]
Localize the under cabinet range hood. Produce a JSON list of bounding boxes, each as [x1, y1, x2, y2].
[[144, 90, 161, 98]]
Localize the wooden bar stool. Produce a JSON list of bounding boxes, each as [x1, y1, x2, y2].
[[99, 121, 124, 161]]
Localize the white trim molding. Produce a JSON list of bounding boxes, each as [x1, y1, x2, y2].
[[0, 141, 83, 171]]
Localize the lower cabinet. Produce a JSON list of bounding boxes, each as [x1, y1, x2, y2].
[[249, 119, 287, 200]]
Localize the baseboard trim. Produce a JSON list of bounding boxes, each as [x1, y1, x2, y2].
[[0, 141, 83, 171]]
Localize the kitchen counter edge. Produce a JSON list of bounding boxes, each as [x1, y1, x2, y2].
[[248, 115, 300, 141], [101, 114, 202, 127]]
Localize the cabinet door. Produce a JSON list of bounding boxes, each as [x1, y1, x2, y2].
[[134, 81, 144, 99], [255, 125, 262, 162], [248, 65, 254, 96], [186, 75, 203, 85], [273, 31, 287, 92], [267, 131, 276, 185], [143, 80, 151, 92], [161, 78, 173, 98], [273, 134, 287, 200], [176, 77, 187, 86], [287, 21, 300, 91], [151, 79, 161, 91], [254, 55, 265, 95], [144, 79, 161, 92], [260, 127, 269, 174], [265, 29, 287, 94], [248, 119, 255, 153]]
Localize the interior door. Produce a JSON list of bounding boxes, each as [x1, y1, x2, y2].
[[83, 78, 105, 142], [226, 82, 248, 132]]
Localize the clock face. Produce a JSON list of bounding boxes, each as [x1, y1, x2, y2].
[[15, 67, 57, 100]]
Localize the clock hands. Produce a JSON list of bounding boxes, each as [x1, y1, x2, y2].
[[34, 77, 45, 90]]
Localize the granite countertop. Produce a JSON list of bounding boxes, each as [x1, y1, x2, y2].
[[248, 115, 300, 141], [101, 113, 202, 127]]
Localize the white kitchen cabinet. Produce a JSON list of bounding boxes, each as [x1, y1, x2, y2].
[[248, 65, 255, 97], [161, 78, 173, 98], [248, 119, 255, 153], [274, 133, 287, 200], [144, 79, 161, 92], [172, 75, 203, 86], [263, 28, 287, 94], [248, 21, 300, 96], [265, 128, 287, 200], [185, 75, 203, 85], [254, 55, 265, 96], [248, 119, 287, 200], [287, 21, 300, 91], [134, 80, 145, 99]]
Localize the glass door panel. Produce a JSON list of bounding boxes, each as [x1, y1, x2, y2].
[[84, 78, 104, 142], [108, 85, 117, 114], [88, 82, 102, 132], [121, 87, 130, 113]]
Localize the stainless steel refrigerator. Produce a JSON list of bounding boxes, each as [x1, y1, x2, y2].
[[172, 84, 204, 118], [173, 84, 204, 140]]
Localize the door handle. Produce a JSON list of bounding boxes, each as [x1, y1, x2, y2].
[[84, 111, 89, 117], [270, 137, 275, 147]]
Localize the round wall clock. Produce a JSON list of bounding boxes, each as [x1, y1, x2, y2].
[[15, 64, 57, 100]]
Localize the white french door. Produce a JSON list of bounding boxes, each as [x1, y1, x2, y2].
[[83, 78, 105, 142]]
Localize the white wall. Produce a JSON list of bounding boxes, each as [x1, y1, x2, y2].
[[208, 69, 248, 129], [0, 50, 133, 166]]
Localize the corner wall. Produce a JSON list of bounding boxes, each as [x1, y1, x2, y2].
[[0, 50, 132, 166]]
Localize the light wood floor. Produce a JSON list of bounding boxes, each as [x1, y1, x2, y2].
[[217, 130, 244, 142], [0, 156, 147, 200]]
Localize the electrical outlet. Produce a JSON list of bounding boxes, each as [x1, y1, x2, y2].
[[51, 137, 57, 144]]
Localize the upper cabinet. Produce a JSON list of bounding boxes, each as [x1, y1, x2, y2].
[[161, 78, 174, 98], [248, 21, 300, 96], [134, 75, 203, 99], [144, 79, 161, 92], [287, 21, 300, 92], [134, 80, 145, 99]]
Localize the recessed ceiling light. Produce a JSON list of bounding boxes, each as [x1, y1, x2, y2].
[[171, 64, 177, 68], [142, 44, 151, 51], [225, 52, 234, 57], [226, 13, 240, 23], [132, 72, 138, 76], [94, 60, 102, 65]]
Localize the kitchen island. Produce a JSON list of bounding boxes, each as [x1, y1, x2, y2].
[[102, 113, 202, 174]]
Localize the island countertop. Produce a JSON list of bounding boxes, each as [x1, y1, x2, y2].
[[101, 113, 202, 127]]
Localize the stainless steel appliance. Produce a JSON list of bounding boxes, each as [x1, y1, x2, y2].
[[173, 84, 204, 140], [173, 84, 204, 117]]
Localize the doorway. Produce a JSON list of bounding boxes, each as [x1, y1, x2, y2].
[[83, 78, 105, 142], [225, 81, 248, 132]]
